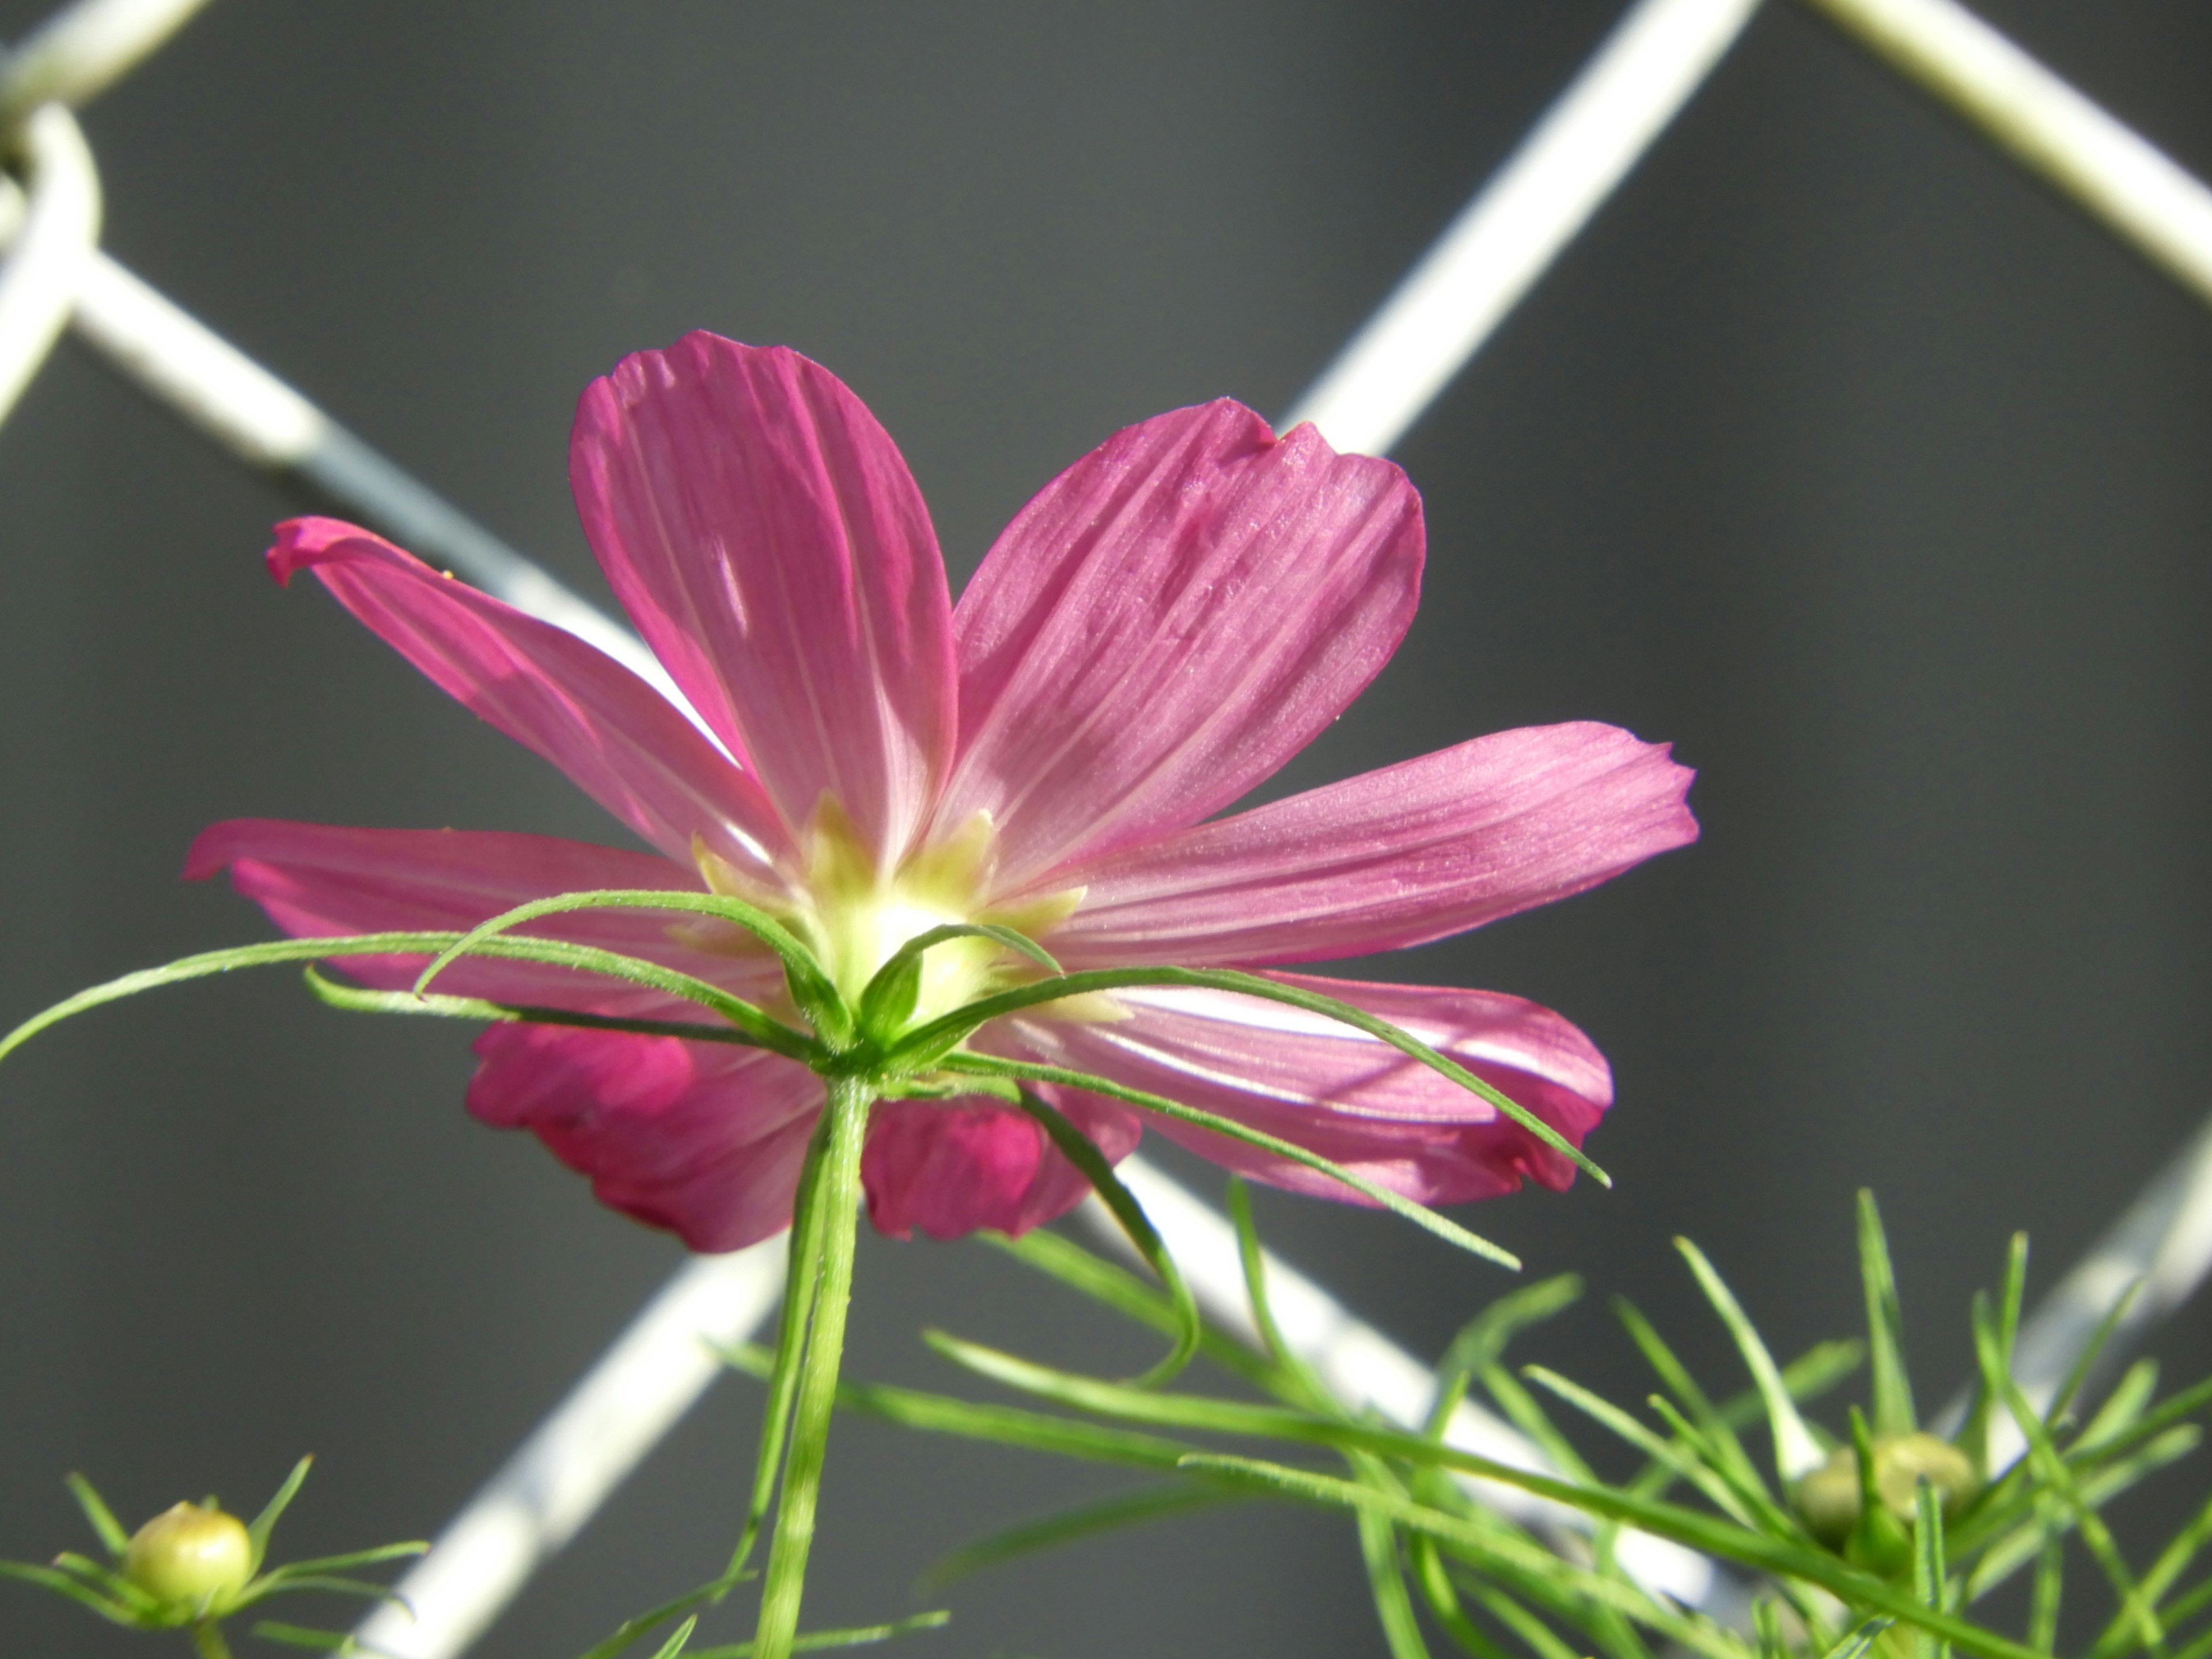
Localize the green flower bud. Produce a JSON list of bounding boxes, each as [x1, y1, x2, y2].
[[1795, 1432, 1978, 1546], [122, 1502, 252, 1608]]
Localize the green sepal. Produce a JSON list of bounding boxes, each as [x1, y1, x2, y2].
[[854, 921, 1059, 1046], [1846, 1406, 1913, 1578], [63, 1471, 130, 1558], [247, 1456, 315, 1574], [1858, 1190, 1918, 1437]]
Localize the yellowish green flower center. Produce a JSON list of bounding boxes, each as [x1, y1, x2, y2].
[[695, 801, 1081, 1035]]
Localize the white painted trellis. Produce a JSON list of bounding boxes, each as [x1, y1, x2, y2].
[[2, 1, 2211, 1654]]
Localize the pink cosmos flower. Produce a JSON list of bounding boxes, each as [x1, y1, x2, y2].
[[187, 332, 1696, 1253]]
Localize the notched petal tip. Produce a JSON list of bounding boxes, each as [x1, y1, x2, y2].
[[266, 515, 386, 586]]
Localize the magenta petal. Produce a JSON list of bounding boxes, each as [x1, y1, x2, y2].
[[1007, 972, 1608, 1206], [1050, 723, 1697, 967], [939, 402, 1422, 889], [268, 517, 788, 877], [185, 818, 777, 1009], [469, 1023, 821, 1253], [862, 1090, 1142, 1241], [571, 335, 957, 862]]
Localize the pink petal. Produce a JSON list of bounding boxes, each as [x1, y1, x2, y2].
[[938, 402, 1422, 889], [469, 1023, 823, 1253], [186, 819, 780, 1011], [1006, 972, 1608, 1206], [571, 335, 957, 863], [268, 518, 787, 878], [862, 1090, 1142, 1241], [1048, 723, 1698, 967]]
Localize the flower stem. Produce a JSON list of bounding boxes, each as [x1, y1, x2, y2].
[[190, 1622, 235, 1659], [751, 1074, 871, 1659]]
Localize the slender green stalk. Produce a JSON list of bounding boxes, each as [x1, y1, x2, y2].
[[751, 1075, 872, 1659], [191, 1622, 235, 1659]]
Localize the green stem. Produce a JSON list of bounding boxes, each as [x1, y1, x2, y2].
[[191, 1621, 235, 1659], [751, 1074, 872, 1659]]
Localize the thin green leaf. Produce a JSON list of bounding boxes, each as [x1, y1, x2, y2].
[[1817, 1616, 1896, 1659], [303, 969, 809, 1060], [63, 1471, 130, 1557], [1916, 1478, 1950, 1659], [258, 1543, 427, 1580], [250, 1623, 367, 1653], [1961, 1237, 2029, 1480], [2050, 1280, 2147, 1430], [1962, 1427, 2202, 1601], [1357, 1486, 1435, 1659], [2090, 1489, 2212, 1659], [1224, 1177, 1336, 1416], [976, 1228, 1271, 1389], [649, 1616, 699, 1659], [410, 888, 849, 1044], [1755, 1598, 1788, 1659], [1011, 1087, 1198, 1387], [1426, 1277, 1584, 1438], [720, 1342, 1199, 1472], [1179, 1452, 2047, 1659], [1676, 1237, 1824, 1482], [920, 1484, 1230, 1588], [238, 1572, 410, 1606], [1858, 1190, 1918, 1435], [1457, 1574, 1585, 1659], [247, 1457, 316, 1573], [0, 1557, 146, 1624], [684, 1608, 950, 1656], [1520, 1365, 1771, 1532], [897, 965, 1608, 1186], [1409, 1533, 1514, 1659], [0, 931, 817, 1066], [2077, 1358, 2161, 1454], [578, 1575, 752, 1659], [2028, 1512, 2063, 1654], [1976, 1303, 2164, 1656], [940, 1052, 1521, 1269], [1609, 1298, 1768, 1499]]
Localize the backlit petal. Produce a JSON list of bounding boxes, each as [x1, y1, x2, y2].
[[861, 1090, 1142, 1241], [941, 402, 1421, 888], [1051, 724, 1696, 966], [469, 1024, 821, 1253], [571, 335, 957, 862], [1007, 972, 1607, 1205], [184, 818, 778, 1010], [270, 518, 786, 878]]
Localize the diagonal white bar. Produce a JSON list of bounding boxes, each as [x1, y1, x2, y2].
[[354, 1241, 787, 1659], [1089, 1160, 1733, 1616], [6, 0, 2207, 1646], [1281, 0, 1764, 455], [1800, 0, 2212, 309]]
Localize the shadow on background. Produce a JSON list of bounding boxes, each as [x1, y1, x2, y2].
[[1, 2, 2208, 1654]]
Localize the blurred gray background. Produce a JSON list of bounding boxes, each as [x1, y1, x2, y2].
[[2, 2, 2209, 1654]]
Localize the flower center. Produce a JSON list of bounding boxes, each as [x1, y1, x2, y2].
[[695, 800, 1080, 1035]]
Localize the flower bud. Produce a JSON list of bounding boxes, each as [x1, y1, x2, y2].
[[1795, 1432, 1978, 1546], [122, 1502, 252, 1607]]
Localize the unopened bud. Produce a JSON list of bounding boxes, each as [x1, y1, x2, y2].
[[122, 1502, 252, 1607], [1796, 1432, 1977, 1545]]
